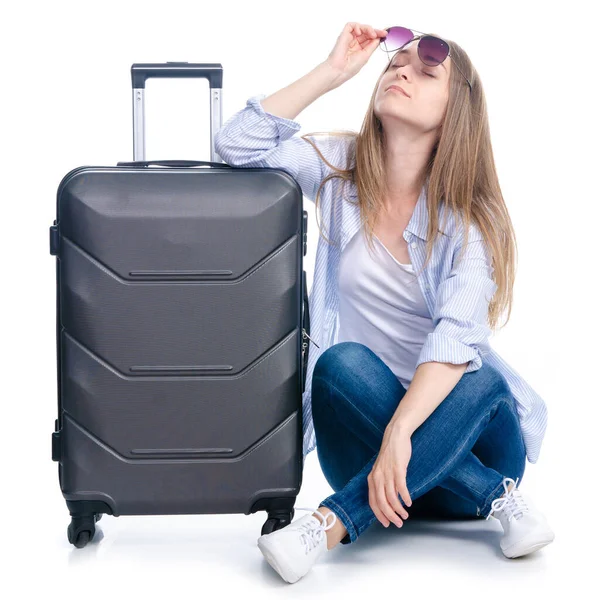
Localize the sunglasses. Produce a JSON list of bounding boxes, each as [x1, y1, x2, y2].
[[379, 26, 472, 92]]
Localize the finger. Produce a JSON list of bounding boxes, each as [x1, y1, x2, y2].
[[371, 26, 386, 39], [359, 25, 380, 51], [360, 31, 381, 55], [346, 22, 361, 40], [385, 480, 405, 526], [350, 23, 369, 47], [358, 24, 374, 43], [377, 480, 401, 527], [368, 474, 390, 527], [397, 473, 413, 508], [389, 477, 409, 520], [366, 36, 382, 54], [357, 24, 374, 43]]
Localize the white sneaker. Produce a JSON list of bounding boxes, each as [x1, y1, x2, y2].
[[486, 476, 555, 558], [257, 506, 337, 583]]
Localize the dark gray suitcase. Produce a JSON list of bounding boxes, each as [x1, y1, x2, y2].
[[49, 62, 312, 548]]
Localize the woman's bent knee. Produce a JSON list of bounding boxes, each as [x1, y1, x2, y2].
[[312, 342, 381, 416], [312, 342, 375, 385], [459, 361, 512, 403]]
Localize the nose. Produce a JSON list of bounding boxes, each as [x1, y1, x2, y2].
[[395, 70, 408, 84], [394, 64, 409, 80]]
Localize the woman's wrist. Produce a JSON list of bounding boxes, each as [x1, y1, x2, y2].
[[389, 418, 415, 438], [317, 60, 346, 92]]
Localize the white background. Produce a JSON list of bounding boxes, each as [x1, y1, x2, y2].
[[3, 0, 597, 597]]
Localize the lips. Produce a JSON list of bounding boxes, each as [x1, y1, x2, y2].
[[386, 84, 410, 98]]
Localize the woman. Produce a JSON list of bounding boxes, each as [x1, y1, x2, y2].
[[214, 22, 554, 584]]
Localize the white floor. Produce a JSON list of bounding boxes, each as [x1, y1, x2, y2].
[[6, 441, 591, 600]]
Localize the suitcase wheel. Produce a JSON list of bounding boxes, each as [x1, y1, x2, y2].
[[261, 508, 295, 536], [67, 515, 97, 549]]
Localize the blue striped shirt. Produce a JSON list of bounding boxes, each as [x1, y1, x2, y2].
[[214, 93, 548, 465]]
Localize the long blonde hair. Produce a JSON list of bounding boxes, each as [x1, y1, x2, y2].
[[299, 35, 517, 332]]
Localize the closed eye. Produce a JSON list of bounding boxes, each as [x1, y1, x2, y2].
[[390, 64, 436, 78]]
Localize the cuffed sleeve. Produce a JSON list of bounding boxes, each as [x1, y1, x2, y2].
[[415, 222, 498, 373], [224, 94, 303, 140], [214, 94, 336, 203]]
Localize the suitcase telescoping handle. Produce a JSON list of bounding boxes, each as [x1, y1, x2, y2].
[[130, 62, 224, 163], [116, 159, 233, 168]]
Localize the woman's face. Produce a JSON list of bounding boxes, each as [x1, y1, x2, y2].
[[374, 40, 451, 136]]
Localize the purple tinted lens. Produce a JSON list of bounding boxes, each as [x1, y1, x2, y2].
[[382, 26, 414, 51], [418, 35, 449, 66]]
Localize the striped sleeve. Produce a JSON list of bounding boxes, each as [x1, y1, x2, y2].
[[415, 222, 498, 373], [214, 94, 330, 203]]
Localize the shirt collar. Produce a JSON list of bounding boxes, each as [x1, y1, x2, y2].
[[346, 175, 446, 243], [405, 182, 429, 242]]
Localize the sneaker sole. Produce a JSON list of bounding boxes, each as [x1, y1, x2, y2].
[[502, 530, 555, 558], [257, 537, 302, 583]]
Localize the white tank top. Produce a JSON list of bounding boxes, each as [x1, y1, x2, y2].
[[337, 228, 435, 390]]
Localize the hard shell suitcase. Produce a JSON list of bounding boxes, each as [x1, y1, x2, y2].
[[49, 62, 312, 548]]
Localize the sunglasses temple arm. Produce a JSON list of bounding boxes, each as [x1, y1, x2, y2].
[[453, 61, 472, 91]]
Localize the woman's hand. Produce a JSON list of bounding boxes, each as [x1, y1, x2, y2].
[[324, 22, 388, 90], [368, 423, 413, 528]]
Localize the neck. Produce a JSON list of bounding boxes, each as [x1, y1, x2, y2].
[[381, 124, 434, 210]]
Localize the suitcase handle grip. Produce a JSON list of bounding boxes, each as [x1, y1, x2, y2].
[[117, 159, 233, 169], [131, 62, 224, 162], [131, 62, 223, 89]]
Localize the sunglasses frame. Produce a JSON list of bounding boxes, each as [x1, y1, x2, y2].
[[380, 27, 473, 92]]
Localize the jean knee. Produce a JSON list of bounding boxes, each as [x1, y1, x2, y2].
[[462, 361, 513, 406], [312, 342, 375, 414], [312, 342, 373, 387]]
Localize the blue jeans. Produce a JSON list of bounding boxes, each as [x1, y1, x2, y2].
[[312, 342, 527, 545]]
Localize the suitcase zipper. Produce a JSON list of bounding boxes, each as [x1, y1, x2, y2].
[[302, 328, 319, 355], [301, 328, 318, 394]]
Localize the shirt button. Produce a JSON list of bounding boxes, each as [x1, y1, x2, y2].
[[411, 241, 417, 248]]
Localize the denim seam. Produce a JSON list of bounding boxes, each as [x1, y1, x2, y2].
[[461, 481, 487, 500], [476, 396, 518, 516], [481, 479, 507, 516], [446, 470, 489, 502], [312, 375, 385, 444], [320, 498, 358, 543]]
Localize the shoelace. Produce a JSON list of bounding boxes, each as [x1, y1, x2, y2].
[[294, 507, 338, 555], [486, 477, 529, 522]]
